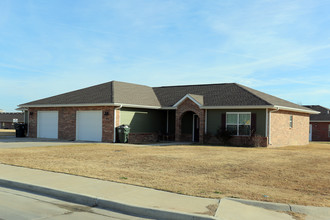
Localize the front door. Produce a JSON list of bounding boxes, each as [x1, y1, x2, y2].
[[193, 114, 199, 142]]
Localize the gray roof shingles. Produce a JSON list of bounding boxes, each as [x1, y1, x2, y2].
[[0, 113, 24, 122], [20, 81, 313, 112], [304, 105, 330, 121]]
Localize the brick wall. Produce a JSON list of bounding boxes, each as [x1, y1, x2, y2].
[[28, 106, 117, 142], [0, 122, 15, 129], [270, 110, 309, 147], [175, 98, 205, 143], [128, 132, 159, 144], [310, 122, 330, 141]]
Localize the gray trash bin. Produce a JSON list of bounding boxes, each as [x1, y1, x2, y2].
[[116, 125, 130, 143]]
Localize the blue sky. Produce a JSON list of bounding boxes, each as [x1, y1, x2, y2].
[[1, 0, 329, 112]]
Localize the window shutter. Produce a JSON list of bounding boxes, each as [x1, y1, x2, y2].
[[251, 113, 257, 135], [221, 113, 226, 131]]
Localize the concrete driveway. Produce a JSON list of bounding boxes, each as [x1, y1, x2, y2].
[[0, 137, 87, 149]]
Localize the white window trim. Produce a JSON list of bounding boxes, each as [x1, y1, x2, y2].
[[289, 115, 293, 128], [226, 112, 251, 136]]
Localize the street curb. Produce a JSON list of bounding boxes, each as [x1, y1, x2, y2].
[[226, 197, 330, 219], [0, 179, 218, 220], [226, 197, 291, 211]]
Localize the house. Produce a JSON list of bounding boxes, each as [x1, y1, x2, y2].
[[18, 81, 318, 147], [0, 112, 24, 129], [304, 105, 330, 141]]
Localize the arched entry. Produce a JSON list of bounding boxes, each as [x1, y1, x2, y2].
[[180, 111, 200, 142]]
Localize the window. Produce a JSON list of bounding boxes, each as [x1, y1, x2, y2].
[[226, 113, 251, 136], [289, 115, 293, 128], [328, 124, 330, 138]]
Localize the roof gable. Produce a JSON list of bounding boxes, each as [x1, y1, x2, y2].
[[173, 94, 204, 107]]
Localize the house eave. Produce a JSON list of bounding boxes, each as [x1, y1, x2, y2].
[[273, 105, 320, 114], [200, 105, 274, 110], [19, 103, 162, 109], [310, 120, 330, 122]]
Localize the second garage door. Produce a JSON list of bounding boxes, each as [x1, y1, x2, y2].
[[76, 111, 102, 142], [37, 111, 58, 139]]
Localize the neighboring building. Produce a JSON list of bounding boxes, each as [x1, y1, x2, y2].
[[0, 112, 24, 129], [304, 105, 330, 141], [18, 81, 318, 147]]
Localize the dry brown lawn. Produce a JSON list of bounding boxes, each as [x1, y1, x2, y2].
[[0, 129, 15, 136], [0, 142, 329, 207]]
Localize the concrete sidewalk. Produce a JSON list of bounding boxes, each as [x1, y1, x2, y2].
[[0, 164, 329, 220]]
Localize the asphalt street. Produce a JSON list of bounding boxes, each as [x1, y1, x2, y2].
[[0, 187, 150, 220]]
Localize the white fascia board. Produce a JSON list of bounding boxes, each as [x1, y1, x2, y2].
[[113, 103, 161, 109], [273, 105, 320, 114], [18, 103, 117, 108], [161, 107, 176, 110], [20, 103, 162, 109], [200, 105, 273, 110], [173, 94, 202, 108]]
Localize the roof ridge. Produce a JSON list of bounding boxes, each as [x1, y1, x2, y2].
[[153, 82, 233, 89], [234, 84, 272, 106]]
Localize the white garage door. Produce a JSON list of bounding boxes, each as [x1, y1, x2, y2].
[[76, 111, 102, 142], [37, 111, 58, 139]]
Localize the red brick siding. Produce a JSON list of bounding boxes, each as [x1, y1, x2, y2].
[[270, 110, 309, 147], [175, 98, 205, 143], [310, 122, 330, 141], [28, 106, 117, 142], [0, 122, 15, 129], [128, 133, 158, 144]]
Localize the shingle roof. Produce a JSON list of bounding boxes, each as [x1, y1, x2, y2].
[[19, 81, 315, 113], [0, 113, 24, 122], [153, 83, 270, 107], [112, 81, 160, 107], [303, 105, 330, 121], [20, 81, 113, 106]]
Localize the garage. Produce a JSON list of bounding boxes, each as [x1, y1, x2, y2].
[[76, 111, 102, 142], [37, 111, 58, 139]]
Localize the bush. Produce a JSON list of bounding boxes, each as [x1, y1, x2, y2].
[[216, 128, 233, 145], [250, 134, 265, 147]]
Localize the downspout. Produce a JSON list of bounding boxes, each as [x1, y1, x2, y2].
[[204, 109, 207, 134], [166, 110, 169, 134], [268, 107, 279, 146], [113, 105, 123, 143]]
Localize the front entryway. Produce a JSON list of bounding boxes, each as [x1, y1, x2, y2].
[[76, 111, 102, 142], [180, 111, 200, 142], [193, 114, 199, 142]]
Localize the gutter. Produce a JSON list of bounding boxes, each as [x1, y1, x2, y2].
[[113, 105, 123, 143], [268, 107, 280, 146]]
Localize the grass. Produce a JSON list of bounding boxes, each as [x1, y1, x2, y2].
[[0, 142, 329, 207], [0, 129, 15, 136]]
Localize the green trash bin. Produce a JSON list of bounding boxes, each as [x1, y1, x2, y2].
[[116, 125, 130, 143]]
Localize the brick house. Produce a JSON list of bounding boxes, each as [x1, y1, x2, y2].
[[304, 105, 330, 141], [0, 112, 24, 129], [18, 81, 318, 147]]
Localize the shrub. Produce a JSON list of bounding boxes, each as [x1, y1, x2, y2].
[[216, 128, 233, 145]]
